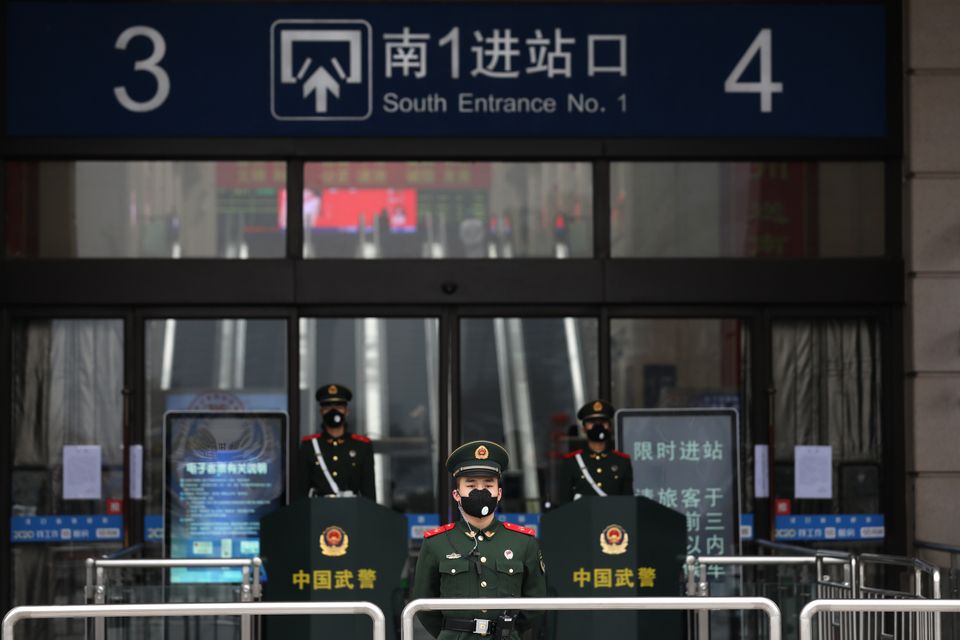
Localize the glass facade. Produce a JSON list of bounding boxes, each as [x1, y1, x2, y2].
[[9, 319, 125, 638], [5, 162, 286, 258], [302, 162, 593, 258], [2, 85, 897, 640], [299, 317, 440, 511], [143, 318, 288, 517], [770, 319, 882, 514], [611, 162, 885, 257], [459, 317, 599, 510]]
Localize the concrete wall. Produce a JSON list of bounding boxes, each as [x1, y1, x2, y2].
[[907, 0, 960, 562]]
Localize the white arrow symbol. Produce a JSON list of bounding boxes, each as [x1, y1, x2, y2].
[[302, 66, 340, 113], [280, 30, 363, 84]]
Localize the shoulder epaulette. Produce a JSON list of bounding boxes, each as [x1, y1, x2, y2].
[[563, 449, 583, 459], [350, 433, 371, 443], [301, 433, 322, 442], [423, 522, 456, 539], [502, 522, 536, 537], [612, 450, 630, 459]]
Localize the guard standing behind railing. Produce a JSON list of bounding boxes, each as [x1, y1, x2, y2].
[[411, 440, 547, 639], [298, 383, 376, 498], [556, 400, 633, 503]]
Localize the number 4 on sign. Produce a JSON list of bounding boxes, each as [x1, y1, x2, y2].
[[724, 28, 783, 113]]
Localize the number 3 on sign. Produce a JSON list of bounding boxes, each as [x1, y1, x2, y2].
[[724, 28, 783, 113], [114, 26, 171, 113]]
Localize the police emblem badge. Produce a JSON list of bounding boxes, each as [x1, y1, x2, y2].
[[320, 525, 349, 557], [475, 445, 489, 460], [593, 401, 603, 412], [599, 524, 629, 555], [328, 384, 338, 394]]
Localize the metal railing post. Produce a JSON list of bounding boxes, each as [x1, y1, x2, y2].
[[401, 597, 781, 640], [94, 566, 105, 640], [697, 564, 710, 640], [3, 601, 385, 640], [240, 565, 251, 640], [83, 557, 266, 640]]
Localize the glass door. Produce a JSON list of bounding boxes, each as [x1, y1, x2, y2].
[[9, 317, 126, 639], [767, 318, 883, 520], [459, 315, 600, 513]]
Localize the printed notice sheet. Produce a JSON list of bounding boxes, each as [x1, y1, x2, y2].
[[63, 445, 102, 500], [794, 445, 832, 499]]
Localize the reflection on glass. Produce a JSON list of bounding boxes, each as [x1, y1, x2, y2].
[[144, 319, 288, 519], [460, 317, 599, 511], [610, 318, 750, 501], [772, 319, 881, 514], [5, 161, 286, 258], [10, 319, 124, 637], [611, 162, 884, 257], [299, 318, 439, 512], [301, 162, 592, 258]]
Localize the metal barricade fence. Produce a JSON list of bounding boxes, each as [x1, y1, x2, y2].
[[401, 597, 782, 640], [83, 557, 262, 640], [685, 553, 856, 640], [3, 602, 385, 640], [916, 540, 960, 640], [688, 550, 943, 640], [800, 599, 960, 640], [856, 554, 941, 640]]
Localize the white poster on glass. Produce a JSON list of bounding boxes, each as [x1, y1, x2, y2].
[[63, 445, 102, 500], [754, 444, 769, 498], [794, 445, 832, 499]]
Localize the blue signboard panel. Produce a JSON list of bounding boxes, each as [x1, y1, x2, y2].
[[775, 514, 884, 542], [10, 515, 123, 543], [497, 512, 541, 537], [6, 2, 886, 137], [406, 513, 440, 540], [164, 411, 287, 584], [144, 514, 164, 542]]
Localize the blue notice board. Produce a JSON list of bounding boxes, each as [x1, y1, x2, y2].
[[7, 2, 886, 138], [775, 514, 884, 542], [406, 513, 440, 539], [10, 515, 123, 543]]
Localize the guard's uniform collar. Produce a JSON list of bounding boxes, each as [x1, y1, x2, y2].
[[588, 449, 609, 459], [325, 435, 346, 446], [458, 517, 501, 539]]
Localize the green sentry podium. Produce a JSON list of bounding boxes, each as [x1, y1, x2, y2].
[[260, 496, 407, 639], [540, 496, 687, 640]]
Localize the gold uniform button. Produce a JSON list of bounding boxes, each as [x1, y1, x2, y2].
[[451, 569, 457, 574], [480, 581, 488, 588], [597, 482, 603, 487], [480, 557, 487, 563], [508, 568, 514, 574], [477, 535, 484, 541], [332, 471, 338, 477], [333, 456, 339, 461], [596, 468, 603, 474]]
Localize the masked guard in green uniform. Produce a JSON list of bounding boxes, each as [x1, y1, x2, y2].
[[412, 440, 547, 639], [556, 400, 633, 504], [298, 383, 376, 499]]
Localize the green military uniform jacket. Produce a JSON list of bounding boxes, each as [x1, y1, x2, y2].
[[556, 447, 633, 504], [412, 518, 546, 640], [298, 431, 376, 498]]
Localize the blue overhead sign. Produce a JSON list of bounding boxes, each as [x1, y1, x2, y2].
[[6, 2, 886, 138]]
